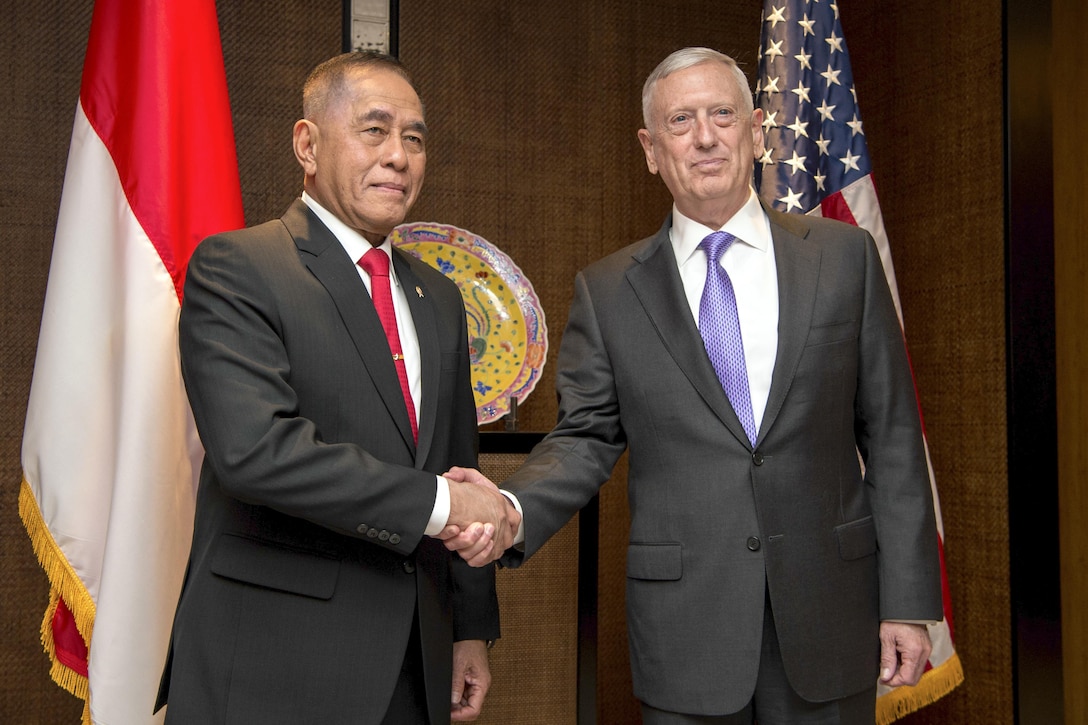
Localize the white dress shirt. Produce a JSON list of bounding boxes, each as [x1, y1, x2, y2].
[[301, 193, 450, 536]]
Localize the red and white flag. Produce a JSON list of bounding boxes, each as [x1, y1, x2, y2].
[[18, 1, 243, 721], [756, 2, 963, 721]]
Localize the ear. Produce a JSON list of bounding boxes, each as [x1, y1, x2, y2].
[[750, 108, 765, 158], [293, 119, 318, 176], [637, 128, 658, 175]]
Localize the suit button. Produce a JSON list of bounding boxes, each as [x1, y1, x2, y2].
[[389, 534, 401, 545], [366, 528, 379, 538], [357, 524, 368, 534], [378, 530, 390, 541], [752, 452, 764, 466], [403, 560, 416, 574], [746, 536, 761, 551]]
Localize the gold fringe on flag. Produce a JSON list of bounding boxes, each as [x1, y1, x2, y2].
[[19, 477, 95, 724], [877, 652, 965, 725]]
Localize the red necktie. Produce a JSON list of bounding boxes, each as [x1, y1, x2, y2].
[[358, 248, 418, 443]]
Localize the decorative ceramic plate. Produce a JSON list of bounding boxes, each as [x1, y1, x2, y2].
[[390, 222, 548, 425]]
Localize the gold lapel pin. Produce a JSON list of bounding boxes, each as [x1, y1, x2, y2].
[[415, 286, 424, 298]]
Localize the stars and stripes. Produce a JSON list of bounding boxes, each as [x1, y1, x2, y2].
[[756, 1, 871, 216]]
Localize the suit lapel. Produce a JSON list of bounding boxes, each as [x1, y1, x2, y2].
[[758, 206, 821, 443], [282, 200, 417, 452], [626, 219, 753, 447]]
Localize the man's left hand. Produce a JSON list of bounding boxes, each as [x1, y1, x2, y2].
[[879, 622, 932, 687], [451, 639, 491, 721]]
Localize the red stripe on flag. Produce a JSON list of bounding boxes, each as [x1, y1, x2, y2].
[[51, 598, 89, 678], [937, 533, 955, 640], [80, 0, 244, 301], [820, 190, 859, 226]]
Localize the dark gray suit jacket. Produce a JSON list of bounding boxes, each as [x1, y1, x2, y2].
[[501, 205, 942, 715], [157, 200, 498, 723]]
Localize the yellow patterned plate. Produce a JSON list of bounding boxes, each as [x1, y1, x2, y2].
[[391, 222, 547, 425]]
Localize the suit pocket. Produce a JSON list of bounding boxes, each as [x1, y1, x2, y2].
[[627, 542, 683, 581], [211, 533, 340, 599], [835, 516, 877, 561], [805, 319, 858, 347]]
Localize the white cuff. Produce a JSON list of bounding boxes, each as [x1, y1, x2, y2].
[[424, 475, 451, 536], [500, 490, 525, 545]]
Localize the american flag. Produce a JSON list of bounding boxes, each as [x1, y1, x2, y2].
[[755, 2, 964, 723], [755, 0, 904, 317]]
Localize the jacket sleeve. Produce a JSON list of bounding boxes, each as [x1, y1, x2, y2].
[[501, 269, 629, 567], [853, 229, 943, 621]]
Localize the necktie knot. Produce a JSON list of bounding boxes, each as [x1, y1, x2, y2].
[[700, 231, 737, 264], [359, 247, 390, 277]]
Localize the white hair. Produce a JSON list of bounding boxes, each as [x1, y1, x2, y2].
[[641, 47, 754, 128]]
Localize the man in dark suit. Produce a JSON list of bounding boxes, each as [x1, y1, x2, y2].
[[443, 48, 943, 724], [156, 51, 519, 724]]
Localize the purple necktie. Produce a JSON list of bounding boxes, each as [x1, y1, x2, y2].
[[698, 231, 757, 446]]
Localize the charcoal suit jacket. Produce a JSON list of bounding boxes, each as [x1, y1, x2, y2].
[[500, 203, 942, 715], [156, 199, 498, 724]]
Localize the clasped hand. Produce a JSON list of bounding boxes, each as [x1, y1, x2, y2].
[[437, 466, 519, 567]]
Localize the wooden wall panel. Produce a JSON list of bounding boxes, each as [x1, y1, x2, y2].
[[477, 451, 579, 724], [1054, 0, 1088, 721]]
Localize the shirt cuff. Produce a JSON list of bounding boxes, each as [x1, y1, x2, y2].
[[424, 475, 451, 536], [500, 490, 525, 545]]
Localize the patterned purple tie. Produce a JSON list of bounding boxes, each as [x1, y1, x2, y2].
[[699, 231, 757, 446]]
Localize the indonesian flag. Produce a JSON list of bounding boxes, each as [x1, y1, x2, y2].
[[18, 1, 243, 722], [755, 1, 963, 721]]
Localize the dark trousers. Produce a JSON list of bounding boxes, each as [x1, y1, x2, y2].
[[642, 593, 877, 725], [380, 616, 430, 725]]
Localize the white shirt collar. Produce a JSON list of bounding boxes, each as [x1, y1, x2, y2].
[[301, 192, 400, 286], [670, 188, 770, 266]]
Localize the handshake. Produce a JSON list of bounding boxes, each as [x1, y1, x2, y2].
[[436, 466, 520, 567]]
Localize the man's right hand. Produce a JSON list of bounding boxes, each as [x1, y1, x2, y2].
[[439, 466, 520, 567]]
